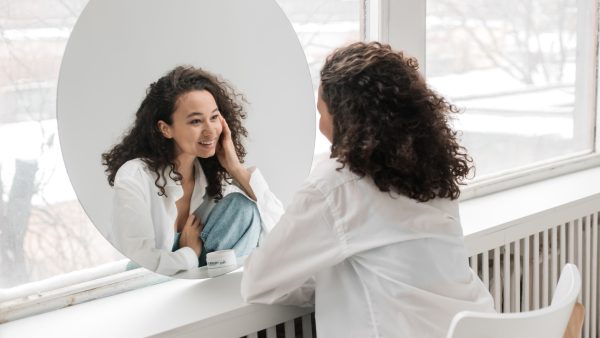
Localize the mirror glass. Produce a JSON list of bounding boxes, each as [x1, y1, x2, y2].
[[57, 0, 315, 278]]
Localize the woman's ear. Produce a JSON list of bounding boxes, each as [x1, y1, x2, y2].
[[157, 120, 172, 139]]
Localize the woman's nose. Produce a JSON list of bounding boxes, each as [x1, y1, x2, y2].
[[202, 123, 217, 137]]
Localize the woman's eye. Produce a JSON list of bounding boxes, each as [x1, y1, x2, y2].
[[210, 115, 219, 121], [190, 119, 202, 125]]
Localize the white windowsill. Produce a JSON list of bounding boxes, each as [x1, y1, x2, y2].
[[1, 165, 599, 338], [460, 165, 600, 238], [0, 270, 311, 338]]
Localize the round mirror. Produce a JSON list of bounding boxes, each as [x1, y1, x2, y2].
[[57, 0, 315, 278]]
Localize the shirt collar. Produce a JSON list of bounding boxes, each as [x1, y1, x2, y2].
[[162, 159, 208, 206]]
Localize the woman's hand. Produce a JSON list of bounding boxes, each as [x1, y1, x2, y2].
[[216, 116, 257, 200], [179, 214, 203, 256], [216, 115, 243, 175]]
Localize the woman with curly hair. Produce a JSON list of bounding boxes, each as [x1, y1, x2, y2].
[[242, 42, 494, 337], [102, 66, 283, 276]]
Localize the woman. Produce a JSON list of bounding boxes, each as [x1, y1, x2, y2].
[[241, 42, 495, 337], [102, 66, 283, 276]]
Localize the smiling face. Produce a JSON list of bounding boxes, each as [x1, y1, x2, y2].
[[158, 90, 223, 161]]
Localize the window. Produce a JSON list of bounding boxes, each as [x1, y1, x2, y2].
[[0, 0, 124, 291], [425, 0, 598, 181], [4, 0, 596, 324], [276, 0, 363, 158]]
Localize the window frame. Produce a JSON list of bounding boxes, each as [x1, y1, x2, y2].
[[4, 0, 599, 323], [368, 0, 600, 200]]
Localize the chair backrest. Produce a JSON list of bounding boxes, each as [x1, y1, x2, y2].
[[446, 263, 581, 338]]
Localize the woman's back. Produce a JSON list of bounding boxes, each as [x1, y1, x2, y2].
[[311, 158, 494, 337], [242, 158, 494, 337]]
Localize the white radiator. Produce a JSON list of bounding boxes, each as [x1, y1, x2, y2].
[[468, 208, 600, 338], [242, 196, 600, 338]]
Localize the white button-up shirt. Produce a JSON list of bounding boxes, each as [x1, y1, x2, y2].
[[111, 158, 283, 276], [241, 158, 495, 338]]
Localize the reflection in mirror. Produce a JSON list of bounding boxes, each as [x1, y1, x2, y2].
[[101, 66, 284, 276], [57, 0, 315, 279]]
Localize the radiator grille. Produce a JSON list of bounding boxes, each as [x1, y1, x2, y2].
[[243, 313, 314, 338], [469, 210, 600, 338]]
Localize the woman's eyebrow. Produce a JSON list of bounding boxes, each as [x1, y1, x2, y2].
[[186, 108, 219, 119]]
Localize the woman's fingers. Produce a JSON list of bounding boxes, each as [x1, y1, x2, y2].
[[217, 115, 243, 173], [185, 214, 196, 227], [220, 115, 231, 138], [179, 215, 203, 256], [185, 214, 200, 233], [193, 215, 203, 233]]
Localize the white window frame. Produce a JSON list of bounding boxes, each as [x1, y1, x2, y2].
[[4, 0, 599, 324], [367, 0, 600, 200]]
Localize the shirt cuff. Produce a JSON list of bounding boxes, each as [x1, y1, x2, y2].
[[248, 167, 269, 199], [247, 167, 284, 234], [176, 246, 199, 270]]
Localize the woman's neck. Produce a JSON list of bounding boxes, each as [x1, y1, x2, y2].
[[174, 155, 196, 183]]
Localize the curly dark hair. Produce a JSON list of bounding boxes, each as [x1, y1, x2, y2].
[[101, 65, 247, 200], [319, 41, 472, 202]]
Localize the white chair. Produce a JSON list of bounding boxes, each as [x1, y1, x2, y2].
[[446, 263, 582, 338]]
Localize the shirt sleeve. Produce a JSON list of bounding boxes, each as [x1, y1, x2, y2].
[[240, 182, 346, 307], [112, 175, 198, 276], [247, 167, 285, 234]]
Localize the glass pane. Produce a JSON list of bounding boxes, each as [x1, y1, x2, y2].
[[0, 0, 123, 289], [426, 0, 594, 178], [276, 0, 363, 158]]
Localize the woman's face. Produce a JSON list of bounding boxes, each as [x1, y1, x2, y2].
[[317, 85, 334, 143], [159, 90, 223, 159]]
